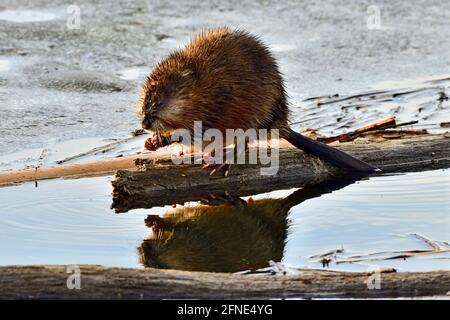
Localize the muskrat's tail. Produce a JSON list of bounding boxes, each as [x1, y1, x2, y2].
[[284, 128, 378, 172]]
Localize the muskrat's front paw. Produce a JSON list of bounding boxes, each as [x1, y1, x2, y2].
[[144, 138, 157, 151], [144, 135, 162, 151]]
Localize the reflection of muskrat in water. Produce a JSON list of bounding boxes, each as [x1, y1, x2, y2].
[[139, 196, 291, 272], [138, 176, 362, 272], [137, 27, 375, 172]]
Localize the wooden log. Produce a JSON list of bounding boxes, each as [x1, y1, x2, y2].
[[0, 132, 445, 188], [0, 265, 449, 299], [111, 133, 450, 213], [0, 151, 168, 187]]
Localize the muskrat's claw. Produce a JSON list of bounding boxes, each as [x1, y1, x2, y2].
[[202, 146, 237, 177], [202, 163, 232, 177]]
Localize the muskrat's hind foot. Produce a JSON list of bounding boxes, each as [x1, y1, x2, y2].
[[202, 143, 248, 176]]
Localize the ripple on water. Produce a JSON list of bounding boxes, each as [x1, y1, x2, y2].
[[0, 176, 150, 267]]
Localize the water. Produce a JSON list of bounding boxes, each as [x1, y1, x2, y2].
[[0, 169, 448, 272], [0, 59, 12, 72], [284, 169, 450, 272], [0, 10, 58, 23], [2, 0, 450, 156], [0, 176, 153, 267], [116, 67, 149, 81], [0, 135, 149, 170]]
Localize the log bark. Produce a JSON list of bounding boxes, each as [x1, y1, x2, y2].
[[0, 265, 449, 299], [112, 133, 450, 213]]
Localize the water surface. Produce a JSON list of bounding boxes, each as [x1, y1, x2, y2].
[[0, 169, 448, 272]]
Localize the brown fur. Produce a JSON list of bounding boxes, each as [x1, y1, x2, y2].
[[138, 27, 289, 138]]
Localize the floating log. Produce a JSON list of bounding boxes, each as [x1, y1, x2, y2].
[[112, 133, 450, 213], [0, 265, 449, 299]]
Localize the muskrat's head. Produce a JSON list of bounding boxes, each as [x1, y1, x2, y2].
[[137, 60, 197, 134]]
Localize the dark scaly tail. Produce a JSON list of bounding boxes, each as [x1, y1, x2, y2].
[[284, 128, 378, 172]]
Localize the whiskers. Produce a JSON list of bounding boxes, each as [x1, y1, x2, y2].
[[152, 118, 172, 137]]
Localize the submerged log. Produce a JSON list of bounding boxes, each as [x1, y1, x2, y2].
[[0, 265, 449, 299], [112, 133, 450, 213]]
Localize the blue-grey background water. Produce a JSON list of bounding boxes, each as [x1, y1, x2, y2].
[[1, 0, 450, 154]]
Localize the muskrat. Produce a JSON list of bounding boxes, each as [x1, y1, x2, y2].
[[138, 27, 375, 172]]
